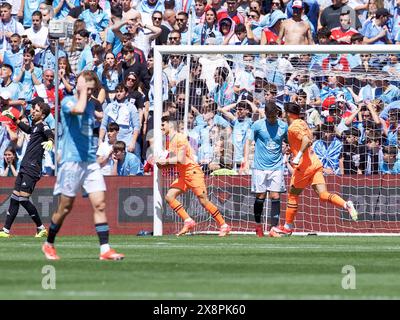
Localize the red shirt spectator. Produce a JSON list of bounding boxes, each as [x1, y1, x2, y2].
[[322, 55, 350, 72], [330, 26, 358, 44]]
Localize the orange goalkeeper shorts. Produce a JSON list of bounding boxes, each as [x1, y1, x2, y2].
[[170, 168, 207, 196], [290, 167, 326, 189]]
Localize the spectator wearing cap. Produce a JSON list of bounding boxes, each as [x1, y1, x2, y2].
[[320, 0, 361, 31], [100, 83, 141, 157], [0, 2, 25, 52], [286, 0, 320, 32], [379, 145, 400, 173], [260, 9, 286, 45], [362, 8, 393, 44], [278, 0, 314, 45], [192, 7, 223, 45], [313, 123, 344, 175], [330, 12, 359, 44], [111, 140, 143, 176], [218, 100, 254, 171]]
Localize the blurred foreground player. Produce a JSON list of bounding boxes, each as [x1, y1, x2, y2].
[[269, 103, 358, 237], [155, 116, 231, 237], [0, 103, 52, 238], [42, 71, 124, 260]]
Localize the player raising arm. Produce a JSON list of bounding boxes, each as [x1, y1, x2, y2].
[[41, 71, 124, 260], [269, 103, 358, 237], [0, 102, 53, 238], [155, 116, 231, 237], [242, 102, 288, 237]]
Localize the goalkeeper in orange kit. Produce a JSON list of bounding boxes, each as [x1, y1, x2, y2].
[[155, 116, 231, 237], [269, 103, 358, 237]]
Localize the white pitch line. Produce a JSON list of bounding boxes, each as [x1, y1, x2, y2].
[[18, 290, 400, 300], [2, 242, 400, 251]]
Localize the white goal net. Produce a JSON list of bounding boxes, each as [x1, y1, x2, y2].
[[153, 45, 400, 236]]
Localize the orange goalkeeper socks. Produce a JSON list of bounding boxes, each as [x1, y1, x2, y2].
[[204, 202, 225, 227], [285, 194, 299, 225], [319, 191, 346, 209], [168, 199, 190, 221]]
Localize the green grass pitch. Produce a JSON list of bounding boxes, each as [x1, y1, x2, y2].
[[0, 235, 400, 299]]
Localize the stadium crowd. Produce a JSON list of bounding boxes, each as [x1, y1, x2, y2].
[[0, 0, 400, 177]]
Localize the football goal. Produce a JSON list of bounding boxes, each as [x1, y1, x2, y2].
[[153, 45, 400, 236]]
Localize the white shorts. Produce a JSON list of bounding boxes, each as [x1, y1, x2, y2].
[[251, 169, 286, 193], [54, 162, 106, 197]]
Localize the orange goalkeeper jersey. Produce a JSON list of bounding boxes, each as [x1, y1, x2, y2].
[[288, 119, 322, 173], [167, 132, 200, 174]]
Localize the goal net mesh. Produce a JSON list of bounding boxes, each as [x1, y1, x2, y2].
[[155, 49, 400, 235]]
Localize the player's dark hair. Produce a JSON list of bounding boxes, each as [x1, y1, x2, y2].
[[284, 102, 301, 115], [113, 141, 126, 153], [37, 102, 51, 118]]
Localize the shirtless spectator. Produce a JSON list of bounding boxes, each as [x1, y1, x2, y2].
[[277, 1, 314, 45]]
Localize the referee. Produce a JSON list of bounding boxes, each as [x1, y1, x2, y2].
[[0, 102, 54, 238]]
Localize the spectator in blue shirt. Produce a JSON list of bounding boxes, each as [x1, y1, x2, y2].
[[111, 141, 143, 176], [362, 8, 393, 44], [379, 145, 400, 173]]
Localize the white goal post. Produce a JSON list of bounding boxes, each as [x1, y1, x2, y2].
[[153, 45, 400, 237]]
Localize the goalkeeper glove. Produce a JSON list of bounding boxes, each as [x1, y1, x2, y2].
[[292, 151, 303, 165], [1, 109, 16, 121], [41, 140, 53, 152]]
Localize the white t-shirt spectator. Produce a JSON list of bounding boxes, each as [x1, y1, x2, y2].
[[96, 142, 114, 176], [25, 26, 49, 55]]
